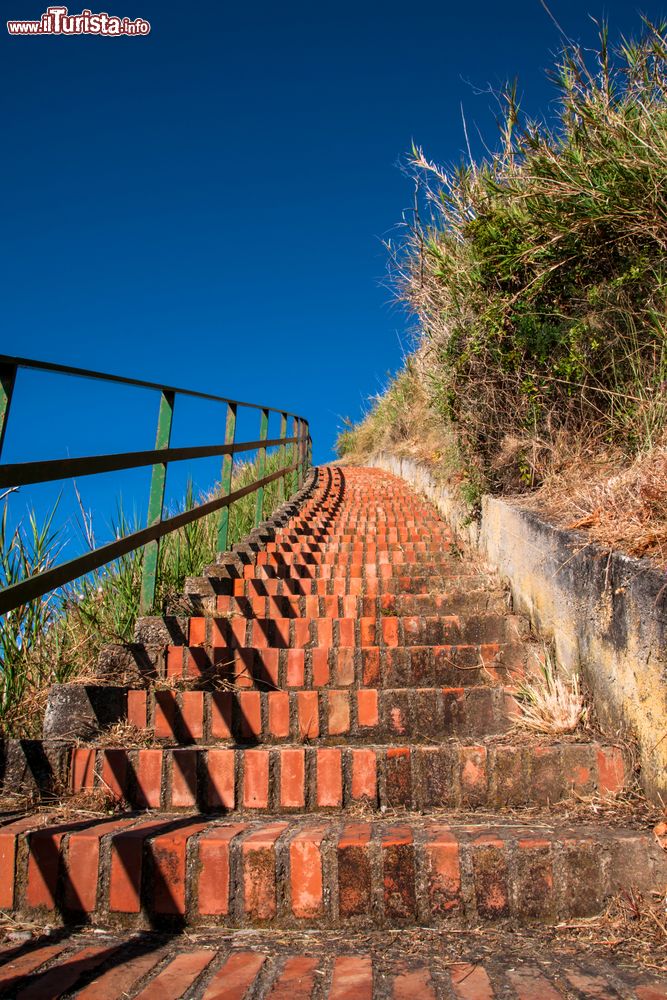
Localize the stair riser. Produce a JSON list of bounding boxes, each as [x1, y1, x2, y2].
[[180, 614, 520, 648], [5, 819, 661, 929], [69, 743, 626, 814], [210, 592, 508, 619], [124, 686, 516, 744], [161, 642, 529, 689]]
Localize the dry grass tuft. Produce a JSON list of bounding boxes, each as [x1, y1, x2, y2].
[[516, 655, 587, 735]]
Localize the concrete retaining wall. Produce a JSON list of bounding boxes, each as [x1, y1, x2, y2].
[[365, 452, 667, 802]]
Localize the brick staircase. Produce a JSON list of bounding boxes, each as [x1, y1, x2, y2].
[[1, 465, 666, 998]]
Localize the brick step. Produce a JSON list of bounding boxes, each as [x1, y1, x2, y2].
[[218, 573, 495, 597], [68, 741, 627, 814], [121, 684, 516, 744], [174, 613, 521, 650], [4, 813, 663, 928], [1, 930, 662, 1000], [210, 589, 508, 620], [263, 539, 451, 562], [236, 561, 478, 580], [273, 529, 452, 544], [246, 551, 460, 569], [142, 641, 531, 689]]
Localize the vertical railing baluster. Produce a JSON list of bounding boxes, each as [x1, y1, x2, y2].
[[277, 411, 287, 502], [0, 362, 17, 459], [254, 407, 269, 527], [290, 416, 298, 496], [297, 418, 304, 487], [140, 389, 175, 613], [217, 402, 237, 552]]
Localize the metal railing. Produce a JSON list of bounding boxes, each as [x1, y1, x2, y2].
[[0, 355, 312, 616]]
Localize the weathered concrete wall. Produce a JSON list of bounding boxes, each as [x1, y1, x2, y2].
[[366, 452, 667, 802]]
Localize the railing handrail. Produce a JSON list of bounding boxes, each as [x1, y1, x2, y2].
[[0, 355, 312, 617], [0, 354, 303, 419]]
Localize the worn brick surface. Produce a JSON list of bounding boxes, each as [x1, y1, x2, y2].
[[2, 465, 664, 992]]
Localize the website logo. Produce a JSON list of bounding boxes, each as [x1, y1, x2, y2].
[[7, 6, 151, 36]]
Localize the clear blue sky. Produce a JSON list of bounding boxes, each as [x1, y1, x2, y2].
[[2, 0, 663, 546]]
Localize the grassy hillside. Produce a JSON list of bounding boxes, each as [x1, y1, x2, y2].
[[338, 22, 667, 559]]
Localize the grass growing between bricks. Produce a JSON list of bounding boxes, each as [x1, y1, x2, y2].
[[0, 450, 291, 738]]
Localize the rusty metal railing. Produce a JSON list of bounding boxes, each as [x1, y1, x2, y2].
[[0, 355, 311, 615]]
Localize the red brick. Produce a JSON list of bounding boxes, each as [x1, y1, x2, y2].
[[133, 950, 216, 1000], [206, 749, 236, 810], [597, 746, 625, 795], [636, 988, 667, 1000], [257, 648, 280, 687], [312, 648, 330, 686], [239, 691, 262, 738], [64, 818, 129, 912], [109, 820, 161, 913], [166, 645, 185, 678], [338, 823, 372, 916], [472, 835, 509, 918], [565, 969, 621, 997], [0, 816, 39, 909], [150, 820, 208, 915], [460, 746, 487, 806], [382, 825, 416, 918], [189, 617, 207, 644], [450, 963, 495, 1000], [15, 945, 115, 1000], [26, 829, 64, 909], [0, 944, 67, 993], [171, 749, 198, 808], [241, 823, 287, 919], [154, 691, 177, 739], [201, 952, 267, 1000], [75, 948, 168, 1000], [127, 689, 148, 728], [351, 749, 377, 802], [101, 749, 128, 802], [135, 749, 163, 809], [286, 649, 305, 686], [210, 691, 233, 739], [71, 747, 96, 792], [335, 647, 356, 686], [382, 617, 400, 646], [297, 691, 319, 739], [329, 956, 373, 1000], [357, 689, 379, 728], [181, 690, 204, 739], [362, 648, 380, 686], [243, 750, 270, 809], [289, 824, 328, 918], [272, 618, 291, 647], [392, 964, 437, 1000], [507, 968, 563, 1000], [360, 617, 376, 645], [268, 691, 290, 738], [338, 618, 355, 646], [317, 618, 333, 647], [328, 690, 351, 735], [197, 824, 247, 915], [265, 956, 319, 999], [516, 837, 554, 919], [280, 749, 305, 808], [293, 618, 311, 649], [316, 748, 342, 806], [424, 827, 461, 915]]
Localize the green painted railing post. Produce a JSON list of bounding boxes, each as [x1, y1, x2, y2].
[[297, 418, 304, 487], [216, 402, 237, 552], [140, 389, 175, 612], [254, 407, 269, 527], [307, 425, 312, 472], [0, 362, 17, 458], [277, 411, 287, 501], [290, 416, 298, 496]]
